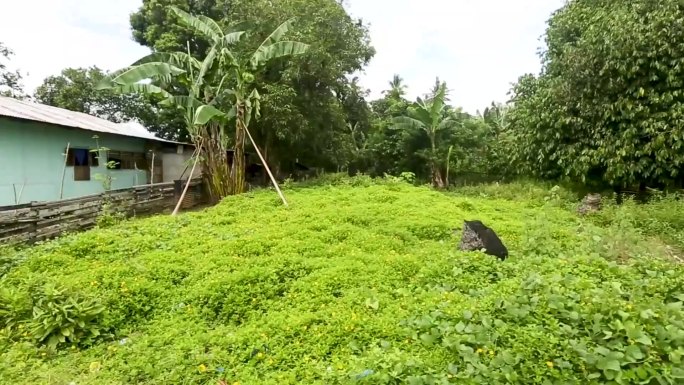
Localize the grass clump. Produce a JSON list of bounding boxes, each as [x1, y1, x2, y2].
[[0, 177, 683, 384]]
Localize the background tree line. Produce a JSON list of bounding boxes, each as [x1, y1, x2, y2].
[[3, 0, 684, 195]]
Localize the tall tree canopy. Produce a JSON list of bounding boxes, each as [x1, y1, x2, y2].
[[129, 0, 375, 173], [508, 0, 684, 189], [0, 42, 25, 99]]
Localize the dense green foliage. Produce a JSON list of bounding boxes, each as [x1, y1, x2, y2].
[[508, 0, 684, 189], [129, 0, 375, 174], [392, 80, 456, 188], [1, 178, 683, 384], [12, 0, 684, 190], [367, 79, 505, 184], [0, 42, 25, 99], [6, 1, 684, 382], [24, 1, 507, 185]]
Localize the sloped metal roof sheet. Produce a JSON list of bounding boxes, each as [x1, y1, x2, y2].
[[0, 96, 178, 144]]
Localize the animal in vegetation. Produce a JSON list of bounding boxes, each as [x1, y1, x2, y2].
[[458, 220, 508, 260]]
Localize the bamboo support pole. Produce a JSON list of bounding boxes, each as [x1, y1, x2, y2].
[[171, 150, 200, 216], [244, 126, 288, 207], [60, 143, 71, 199]]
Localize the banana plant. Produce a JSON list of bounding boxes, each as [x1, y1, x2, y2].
[[98, 46, 233, 203], [170, 6, 308, 196], [98, 54, 228, 137], [99, 7, 308, 203], [393, 81, 456, 188]]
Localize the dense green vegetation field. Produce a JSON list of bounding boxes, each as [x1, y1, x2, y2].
[[1, 177, 684, 384]]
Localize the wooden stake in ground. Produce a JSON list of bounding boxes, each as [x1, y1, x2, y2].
[[60, 142, 71, 200], [171, 150, 200, 216], [150, 151, 155, 185], [16, 180, 25, 204], [244, 126, 288, 207]]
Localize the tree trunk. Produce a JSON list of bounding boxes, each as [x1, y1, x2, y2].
[[429, 133, 445, 189], [197, 123, 231, 204], [232, 103, 247, 194], [431, 164, 445, 189]]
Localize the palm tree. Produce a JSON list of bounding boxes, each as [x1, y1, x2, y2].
[[100, 7, 308, 203], [393, 80, 455, 188], [384, 74, 407, 100]]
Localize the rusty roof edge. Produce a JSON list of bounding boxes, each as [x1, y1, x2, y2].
[[0, 96, 191, 146]]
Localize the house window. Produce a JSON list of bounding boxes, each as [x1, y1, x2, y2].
[[107, 151, 148, 170], [66, 148, 98, 181]]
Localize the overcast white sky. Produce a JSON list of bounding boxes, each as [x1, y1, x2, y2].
[[0, 0, 565, 113]]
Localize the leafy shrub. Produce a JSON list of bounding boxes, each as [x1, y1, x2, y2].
[[27, 285, 105, 349], [402, 269, 684, 384], [0, 246, 27, 278], [96, 202, 126, 228], [0, 287, 31, 333]]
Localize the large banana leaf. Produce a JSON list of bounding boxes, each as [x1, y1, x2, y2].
[[170, 6, 222, 43], [437, 117, 458, 131], [110, 84, 172, 98], [250, 41, 309, 68], [258, 19, 295, 47], [392, 116, 426, 131], [160, 96, 204, 109], [110, 63, 185, 85], [224, 31, 246, 45], [429, 83, 448, 123], [195, 46, 218, 89], [193, 104, 225, 125], [96, 69, 128, 90], [407, 106, 432, 128], [133, 52, 200, 71]]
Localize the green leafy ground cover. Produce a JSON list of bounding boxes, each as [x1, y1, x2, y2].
[[1, 177, 683, 384]]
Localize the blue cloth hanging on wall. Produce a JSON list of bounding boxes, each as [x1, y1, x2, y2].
[[74, 149, 89, 166]]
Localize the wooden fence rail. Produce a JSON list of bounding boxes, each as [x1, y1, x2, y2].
[[0, 179, 205, 244]]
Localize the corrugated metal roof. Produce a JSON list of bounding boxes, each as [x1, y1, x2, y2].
[[0, 96, 180, 144]]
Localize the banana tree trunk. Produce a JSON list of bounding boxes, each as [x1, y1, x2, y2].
[[232, 102, 247, 194], [431, 165, 445, 189], [429, 133, 445, 189], [196, 123, 231, 204]]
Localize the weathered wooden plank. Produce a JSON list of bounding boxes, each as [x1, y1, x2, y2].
[[0, 207, 33, 217], [0, 232, 31, 244], [0, 224, 32, 236], [37, 200, 103, 218], [0, 178, 204, 245], [36, 208, 103, 227], [34, 220, 98, 241]]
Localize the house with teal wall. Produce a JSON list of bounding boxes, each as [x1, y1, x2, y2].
[[0, 96, 193, 206]]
